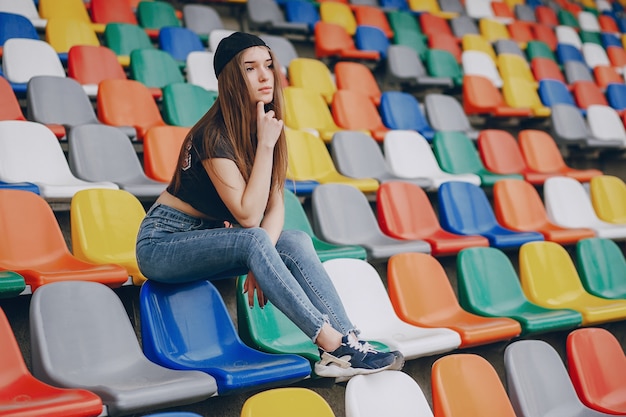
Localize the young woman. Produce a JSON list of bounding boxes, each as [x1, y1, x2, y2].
[[135, 32, 401, 378]]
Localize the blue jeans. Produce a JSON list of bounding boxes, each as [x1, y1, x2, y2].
[[136, 203, 356, 341]]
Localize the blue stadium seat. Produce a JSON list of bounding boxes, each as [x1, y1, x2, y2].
[[379, 91, 435, 141], [354, 25, 390, 59]]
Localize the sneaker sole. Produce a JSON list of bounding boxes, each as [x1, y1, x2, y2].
[[313, 361, 395, 379]]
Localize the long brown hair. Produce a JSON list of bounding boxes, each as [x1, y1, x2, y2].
[[170, 46, 287, 193]]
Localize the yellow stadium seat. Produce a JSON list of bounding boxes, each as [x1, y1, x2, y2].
[[461, 34, 496, 62], [479, 18, 510, 43], [590, 175, 626, 224], [519, 241, 626, 325], [39, 0, 105, 33], [502, 77, 551, 117], [288, 57, 336, 105], [241, 388, 335, 417], [283, 86, 342, 143], [497, 53, 538, 87], [319, 2, 357, 35]]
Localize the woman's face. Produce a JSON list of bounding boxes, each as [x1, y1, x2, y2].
[[242, 46, 275, 106]]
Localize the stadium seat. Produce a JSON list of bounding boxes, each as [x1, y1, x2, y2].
[[461, 33, 496, 61], [314, 22, 380, 62], [241, 388, 335, 417], [423, 48, 463, 87], [246, 0, 309, 35], [97, 79, 166, 141], [0, 270, 26, 298], [142, 279, 312, 396], [283, 86, 342, 142], [493, 179, 596, 244], [518, 129, 603, 182], [503, 77, 551, 117], [45, 18, 100, 63], [331, 90, 389, 141], [519, 241, 626, 324], [576, 237, 626, 299], [67, 45, 128, 98], [438, 181, 544, 248], [556, 43, 586, 66], [572, 80, 609, 112], [526, 40, 557, 62], [567, 328, 626, 415], [103, 22, 155, 67], [537, 79, 579, 112], [142, 125, 190, 182], [457, 246, 583, 335], [433, 130, 524, 186], [432, 354, 517, 417], [582, 42, 611, 70], [388, 252, 520, 347], [345, 371, 433, 417], [330, 130, 433, 189], [353, 5, 394, 38], [68, 123, 167, 199], [284, 188, 366, 261], [0, 0, 46, 29], [0, 11, 38, 51], [30, 280, 217, 415], [386, 45, 454, 91], [530, 57, 566, 85], [461, 50, 503, 88], [288, 57, 336, 104], [564, 60, 594, 85], [0, 121, 119, 201], [0, 75, 26, 122], [377, 181, 489, 255], [324, 258, 461, 359], [535, 5, 559, 27], [39, 0, 104, 33], [477, 129, 556, 185], [378, 91, 435, 141], [587, 104, 626, 145], [550, 103, 624, 148], [424, 93, 480, 139], [531, 23, 558, 50], [387, 10, 428, 59], [129, 48, 185, 90], [479, 18, 510, 44], [0, 189, 128, 291], [589, 175, 626, 224], [181, 4, 224, 43], [605, 83, 626, 114], [311, 183, 432, 261], [162, 82, 217, 127], [450, 15, 480, 39], [507, 21, 534, 49], [384, 130, 481, 191], [70, 188, 148, 286], [136, 0, 181, 39], [285, 129, 379, 192], [90, 0, 138, 26], [0, 307, 104, 417], [284, 0, 319, 33], [334, 61, 381, 105], [462, 74, 534, 119], [261, 34, 299, 74], [158, 26, 205, 67], [319, 1, 357, 35], [185, 51, 218, 92], [1, 38, 65, 96], [354, 25, 391, 60]]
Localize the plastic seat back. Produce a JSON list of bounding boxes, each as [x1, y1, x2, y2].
[[379, 91, 433, 139], [130, 48, 185, 89], [288, 57, 336, 104], [383, 130, 447, 179], [590, 175, 626, 223], [90, 0, 137, 25], [544, 176, 608, 228], [377, 181, 444, 239], [103, 22, 154, 66], [27, 75, 99, 127], [0, 75, 26, 121], [335, 61, 381, 105], [480, 18, 510, 43], [493, 178, 554, 231], [517, 129, 568, 173], [587, 104, 626, 143], [286, 129, 341, 181], [31, 280, 217, 415], [241, 388, 335, 417], [0, 307, 104, 417], [2, 38, 65, 85], [283, 86, 341, 142], [353, 5, 394, 38], [387, 10, 428, 58], [432, 131, 487, 176], [0, 0, 46, 29], [97, 79, 166, 141], [354, 25, 390, 59], [567, 328, 626, 415], [324, 257, 459, 357], [424, 93, 475, 137], [67, 123, 166, 198], [284, 1, 319, 32], [0, 11, 38, 47], [186, 51, 218, 91], [67, 45, 127, 97], [158, 26, 205, 64], [505, 340, 596, 417], [182, 4, 223, 42], [605, 83, 626, 112], [537, 79, 576, 108], [261, 34, 299, 72], [432, 354, 517, 417], [345, 371, 433, 417], [136, 0, 181, 33], [572, 80, 608, 110], [45, 17, 100, 57], [477, 129, 527, 175], [162, 82, 217, 127], [527, 41, 557, 62], [550, 103, 592, 146], [70, 188, 147, 285], [450, 15, 479, 38], [582, 42, 610, 69], [461, 50, 503, 87], [140, 279, 310, 395], [437, 181, 501, 235], [0, 120, 118, 200], [563, 60, 594, 85], [319, 2, 357, 35], [39, 0, 94, 27], [143, 126, 190, 182], [503, 77, 551, 116], [462, 33, 496, 61], [331, 89, 388, 140], [577, 237, 626, 298], [424, 48, 463, 86]]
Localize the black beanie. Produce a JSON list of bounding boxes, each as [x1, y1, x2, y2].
[[213, 32, 269, 77]]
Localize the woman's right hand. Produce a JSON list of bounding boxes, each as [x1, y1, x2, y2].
[[256, 101, 283, 149]]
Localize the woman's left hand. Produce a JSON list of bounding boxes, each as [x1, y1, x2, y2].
[[243, 271, 267, 308]]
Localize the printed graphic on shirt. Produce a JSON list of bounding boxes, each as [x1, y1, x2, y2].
[[182, 141, 192, 171]]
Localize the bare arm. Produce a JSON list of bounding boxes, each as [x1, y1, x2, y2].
[[205, 102, 284, 228]]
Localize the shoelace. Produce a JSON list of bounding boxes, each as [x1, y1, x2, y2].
[[348, 338, 378, 354]]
